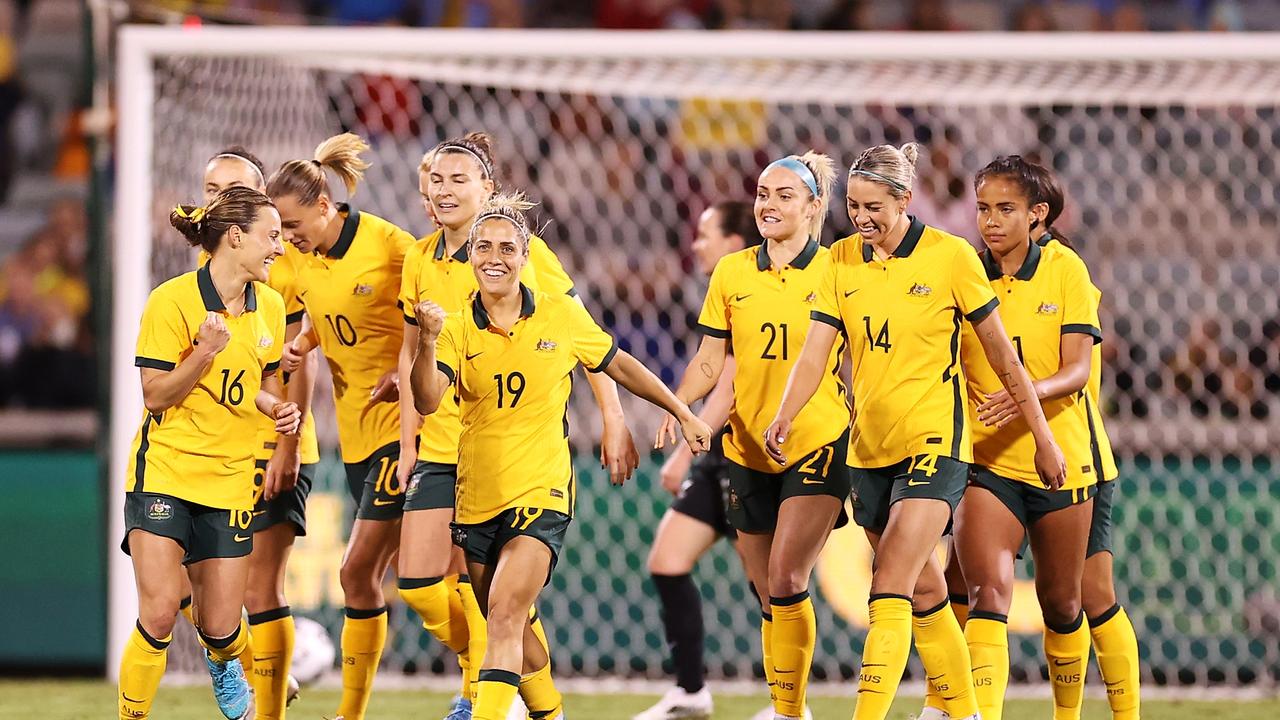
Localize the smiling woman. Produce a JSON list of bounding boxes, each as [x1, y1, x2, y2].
[[117, 185, 300, 720]]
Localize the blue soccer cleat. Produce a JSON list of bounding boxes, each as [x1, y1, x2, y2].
[[205, 653, 255, 719]]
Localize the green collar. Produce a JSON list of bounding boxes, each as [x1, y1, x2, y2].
[[197, 262, 256, 312], [861, 215, 925, 262], [982, 239, 1042, 281], [756, 237, 820, 271], [433, 231, 469, 262], [471, 283, 537, 330], [325, 203, 361, 259]]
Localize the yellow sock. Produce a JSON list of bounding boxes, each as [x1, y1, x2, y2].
[[119, 622, 170, 720], [460, 576, 487, 703], [1045, 612, 1091, 720], [520, 660, 564, 719], [399, 577, 467, 652], [529, 606, 550, 654], [179, 595, 196, 626], [238, 628, 255, 677], [965, 614, 1009, 720], [336, 606, 389, 720], [769, 592, 815, 717], [950, 593, 970, 628], [446, 574, 473, 701], [913, 599, 979, 718], [1090, 604, 1140, 720], [474, 669, 521, 720], [761, 614, 775, 705], [853, 594, 912, 720], [923, 594, 970, 713], [247, 607, 295, 720], [198, 618, 250, 664]]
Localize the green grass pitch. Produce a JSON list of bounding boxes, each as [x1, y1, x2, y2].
[[11, 679, 1280, 719]]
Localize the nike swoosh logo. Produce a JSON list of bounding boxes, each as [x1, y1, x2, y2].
[[927, 674, 945, 681], [773, 668, 796, 674], [907, 479, 930, 487], [466, 352, 483, 361], [122, 694, 145, 703], [252, 511, 266, 517], [801, 478, 824, 485], [233, 534, 251, 543], [735, 294, 752, 302], [374, 499, 397, 506], [862, 663, 887, 668], [844, 289, 860, 298], [1105, 680, 1124, 687], [1052, 658, 1079, 667], [971, 665, 992, 671]]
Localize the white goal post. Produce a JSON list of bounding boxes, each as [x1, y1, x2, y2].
[[111, 26, 1280, 682]]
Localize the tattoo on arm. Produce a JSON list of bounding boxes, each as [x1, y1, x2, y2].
[[699, 362, 714, 379]]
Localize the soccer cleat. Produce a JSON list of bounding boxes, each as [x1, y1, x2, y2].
[[910, 710, 951, 720], [633, 686, 713, 720], [445, 694, 473, 720], [506, 695, 529, 720], [205, 653, 255, 720], [286, 674, 301, 707]]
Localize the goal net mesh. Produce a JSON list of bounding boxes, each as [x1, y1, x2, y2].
[[133, 35, 1280, 687]]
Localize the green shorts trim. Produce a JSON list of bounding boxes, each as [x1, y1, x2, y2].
[[345, 442, 405, 521], [122, 492, 253, 564], [850, 453, 969, 532], [452, 508, 571, 585], [403, 461, 457, 512], [250, 460, 316, 536], [970, 466, 1097, 531], [1087, 479, 1116, 557], [725, 430, 851, 534]]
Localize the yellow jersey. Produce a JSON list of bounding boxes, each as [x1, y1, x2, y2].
[[295, 204, 415, 463], [399, 230, 576, 465], [960, 241, 1101, 490], [812, 218, 998, 467], [128, 264, 286, 510], [697, 240, 848, 472], [435, 286, 617, 524], [200, 245, 319, 465], [1037, 234, 1118, 481]]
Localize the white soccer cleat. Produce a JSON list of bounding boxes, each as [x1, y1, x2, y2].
[[632, 685, 713, 719], [506, 695, 530, 720], [285, 674, 300, 707], [910, 709, 952, 720]]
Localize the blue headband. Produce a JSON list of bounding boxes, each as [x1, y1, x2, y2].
[[764, 157, 821, 198]]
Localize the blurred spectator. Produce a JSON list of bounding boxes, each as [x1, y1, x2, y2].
[[596, 0, 710, 29], [0, 206, 93, 408], [710, 0, 793, 29], [909, 126, 977, 243], [1090, 0, 1151, 30], [903, 0, 964, 31], [0, 0, 17, 202], [811, 0, 869, 30], [1009, 1, 1057, 31]]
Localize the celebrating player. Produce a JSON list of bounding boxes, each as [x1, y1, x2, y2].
[[659, 153, 847, 720], [197, 146, 319, 717], [118, 186, 300, 720], [410, 193, 711, 720], [953, 155, 1103, 720], [267, 133, 416, 720], [634, 201, 762, 720], [1029, 162, 1142, 720], [396, 132, 637, 720], [764, 143, 1066, 720]]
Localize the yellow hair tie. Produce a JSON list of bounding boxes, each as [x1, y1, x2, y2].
[[175, 205, 207, 223]]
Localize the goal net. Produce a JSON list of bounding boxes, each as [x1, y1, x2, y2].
[[112, 27, 1280, 688]]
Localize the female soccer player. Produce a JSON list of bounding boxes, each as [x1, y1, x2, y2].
[[952, 155, 1104, 720], [410, 193, 712, 720], [267, 133, 415, 720], [764, 143, 1066, 720], [634, 201, 762, 720], [396, 132, 637, 720], [196, 146, 318, 717], [118, 186, 301, 720], [658, 153, 848, 720], [1029, 163, 1141, 720]]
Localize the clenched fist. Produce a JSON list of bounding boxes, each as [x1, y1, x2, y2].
[[196, 312, 230, 356], [415, 300, 447, 338]]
